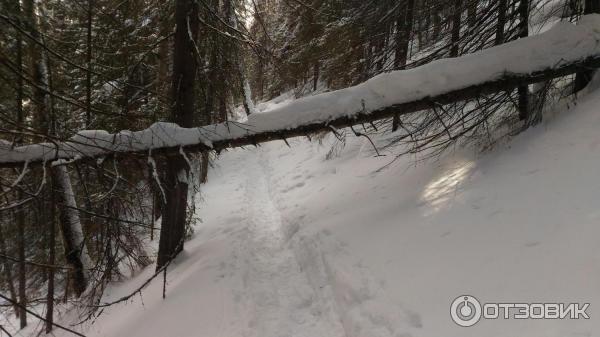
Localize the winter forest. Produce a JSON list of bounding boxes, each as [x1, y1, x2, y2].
[[1, 0, 600, 336]]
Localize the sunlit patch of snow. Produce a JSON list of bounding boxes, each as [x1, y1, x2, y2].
[[420, 160, 475, 215]]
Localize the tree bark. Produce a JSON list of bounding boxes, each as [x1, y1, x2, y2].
[[312, 62, 320, 92], [85, 0, 93, 127], [158, 9, 171, 98], [16, 204, 27, 329], [0, 221, 19, 318], [200, 152, 209, 184], [14, 0, 27, 328], [156, 0, 199, 270], [517, 0, 530, 121], [52, 166, 92, 297], [432, 4, 442, 41], [496, 0, 508, 45], [468, 0, 477, 28], [393, 0, 416, 131], [393, 0, 415, 70], [45, 184, 56, 333], [450, 0, 463, 57]]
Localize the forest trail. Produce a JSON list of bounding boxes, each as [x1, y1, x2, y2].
[[220, 146, 424, 337], [227, 148, 346, 337]]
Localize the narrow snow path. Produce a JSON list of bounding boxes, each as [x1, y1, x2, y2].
[[229, 149, 345, 337]]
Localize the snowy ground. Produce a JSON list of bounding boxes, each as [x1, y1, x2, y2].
[[5, 88, 600, 336]]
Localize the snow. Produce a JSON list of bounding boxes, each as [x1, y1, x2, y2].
[[21, 78, 600, 337], [243, 79, 257, 115], [2, 15, 600, 165], [148, 154, 166, 204]]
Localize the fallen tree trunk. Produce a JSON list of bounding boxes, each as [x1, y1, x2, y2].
[[2, 54, 600, 170], [2, 16, 600, 168]]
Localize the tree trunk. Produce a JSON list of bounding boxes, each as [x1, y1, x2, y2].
[[574, 0, 600, 93], [200, 152, 209, 184], [52, 166, 92, 297], [156, 0, 199, 270], [16, 204, 27, 329], [158, 9, 171, 98], [496, 0, 508, 45], [450, 0, 463, 57], [13, 0, 27, 328], [0, 221, 19, 317], [44, 42, 56, 330], [394, 0, 415, 70], [313, 62, 320, 92], [468, 0, 477, 27], [432, 4, 442, 41], [517, 0, 530, 121], [242, 75, 256, 116], [45, 184, 56, 334], [24, 0, 92, 298], [85, 0, 93, 127], [393, 0, 416, 131]]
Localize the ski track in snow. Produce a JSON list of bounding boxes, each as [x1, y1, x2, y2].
[[227, 148, 345, 337], [220, 147, 421, 337]]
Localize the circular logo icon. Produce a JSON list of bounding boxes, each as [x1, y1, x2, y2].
[[451, 295, 482, 327]]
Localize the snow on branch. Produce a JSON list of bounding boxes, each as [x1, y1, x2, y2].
[[2, 15, 600, 167]]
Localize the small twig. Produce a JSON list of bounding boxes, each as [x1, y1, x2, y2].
[[350, 126, 384, 157]]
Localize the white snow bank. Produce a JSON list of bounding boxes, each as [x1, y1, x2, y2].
[[2, 15, 600, 165]]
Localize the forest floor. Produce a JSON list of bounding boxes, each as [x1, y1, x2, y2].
[[7, 86, 600, 337]]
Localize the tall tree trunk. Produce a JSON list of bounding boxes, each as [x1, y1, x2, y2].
[[468, 0, 477, 28], [450, 0, 463, 57], [158, 9, 171, 98], [85, 0, 93, 127], [0, 221, 19, 317], [52, 166, 93, 297], [200, 152, 209, 184], [14, 0, 27, 328], [242, 74, 256, 116], [392, 0, 416, 131], [393, 0, 415, 70], [45, 182, 56, 334], [574, 0, 600, 93], [24, 0, 92, 298], [227, 0, 255, 117], [16, 203, 26, 329], [432, 4, 442, 41], [44, 17, 57, 330], [517, 0, 530, 121], [496, 0, 508, 45], [312, 62, 320, 92], [256, 58, 265, 100], [156, 0, 200, 270]]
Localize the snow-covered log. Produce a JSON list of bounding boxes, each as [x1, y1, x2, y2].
[[2, 15, 600, 168]]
